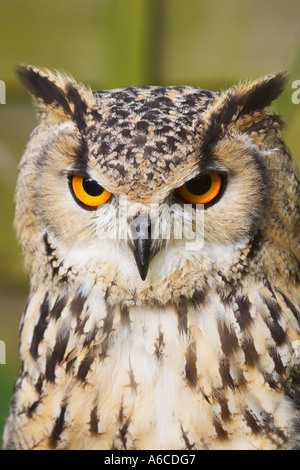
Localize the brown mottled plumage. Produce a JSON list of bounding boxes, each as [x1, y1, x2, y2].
[[3, 66, 300, 450]]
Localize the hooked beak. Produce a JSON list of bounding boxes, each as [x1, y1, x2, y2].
[[131, 213, 152, 281]]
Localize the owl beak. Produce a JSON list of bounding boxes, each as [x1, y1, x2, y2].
[[131, 213, 152, 281]]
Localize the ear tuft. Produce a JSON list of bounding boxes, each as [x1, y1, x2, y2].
[[237, 71, 288, 116], [201, 72, 288, 156], [16, 65, 72, 118], [15, 64, 95, 127]]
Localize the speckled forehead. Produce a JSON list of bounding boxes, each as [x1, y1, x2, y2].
[[84, 86, 217, 202]]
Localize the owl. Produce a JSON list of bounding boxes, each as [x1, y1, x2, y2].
[[2, 65, 300, 450]]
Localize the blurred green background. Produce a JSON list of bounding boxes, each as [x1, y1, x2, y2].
[[0, 0, 300, 448]]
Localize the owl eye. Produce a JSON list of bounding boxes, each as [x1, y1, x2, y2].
[[70, 175, 111, 208], [178, 173, 223, 205]]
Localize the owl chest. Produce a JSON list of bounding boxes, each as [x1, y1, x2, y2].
[[17, 291, 296, 450], [71, 303, 205, 449], [54, 300, 288, 449]]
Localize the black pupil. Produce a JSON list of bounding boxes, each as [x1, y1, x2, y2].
[[82, 178, 104, 197], [185, 175, 212, 195]]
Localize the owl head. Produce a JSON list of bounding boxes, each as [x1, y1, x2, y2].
[[15, 66, 298, 305]]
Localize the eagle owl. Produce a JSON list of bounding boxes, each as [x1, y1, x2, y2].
[[3, 66, 300, 450]]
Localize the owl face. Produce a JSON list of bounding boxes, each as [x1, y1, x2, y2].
[[15, 66, 289, 303]]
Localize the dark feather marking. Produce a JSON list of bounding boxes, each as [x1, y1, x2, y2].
[[50, 295, 67, 321], [262, 413, 289, 447], [16, 66, 72, 117], [118, 401, 125, 423], [49, 403, 67, 449], [77, 351, 94, 382], [276, 289, 300, 327], [263, 372, 280, 391], [283, 366, 300, 409], [120, 304, 131, 327], [35, 374, 44, 395], [43, 233, 62, 278], [89, 403, 100, 435], [119, 418, 131, 450], [217, 322, 239, 357], [70, 292, 86, 318], [265, 278, 276, 299], [243, 409, 261, 435], [268, 347, 285, 375], [65, 83, 87, 131], [126, 363, 138, 393], [45, 329, 70, 383], [65, 355, 76, 374], [118, 402, 131, 450], [71, 138, 90, 177], [30, 293, 49, 359], [200, 93, 239, 158], [103, 305, 115, 336], [185, 341, 197, 387], [201, 74, 286, 159], [218, 271, 234, 289], [83, 325, 98, 348], [19, 300, 30, 336], [16, 66, 91, 134], [199, 388, 211, 404], [191, 289, 205, 307], [235, 368, 247, 389], [263, 297, 287, 346], [219, 358, 235, 390], [75, 314, 89, 336], [235, 296, 253, 330], [213, 416, 229, 440], [27, 399, 41, 417], [181, 425, 195, 450], [239, 73, 287, 116], [100, 304, 115, 359], [213, 391, 231, 422], [176, 296, 188, 335], [247, 230, 263, 260], [43, 233, 54, 257], [45, 356, 57, 383], [154, 328, 165, 359], [243, 339, 260, 368]]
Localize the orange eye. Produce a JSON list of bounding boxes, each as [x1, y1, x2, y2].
[[71, 175, 111, 208], [178, 173, 223, 205]]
